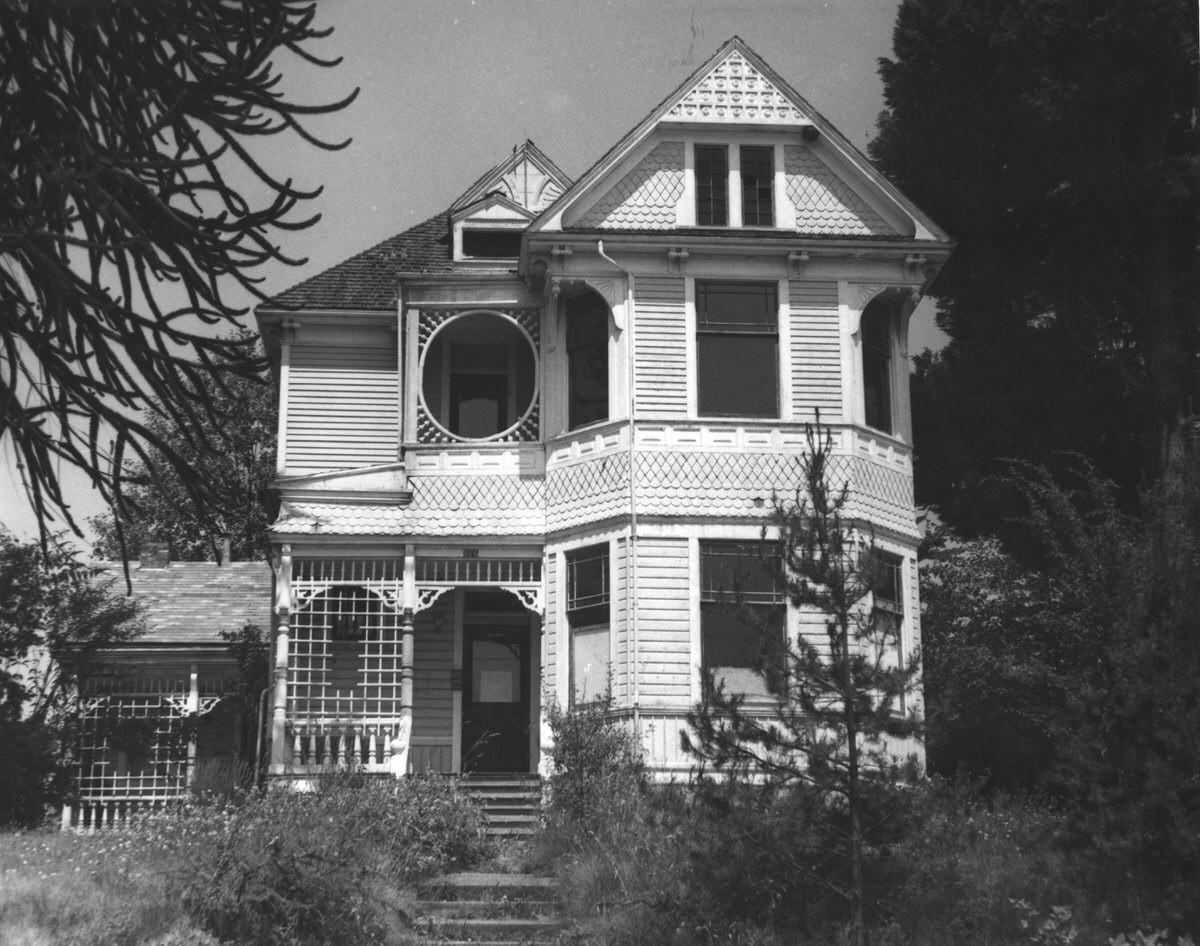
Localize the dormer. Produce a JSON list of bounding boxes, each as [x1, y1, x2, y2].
[[451, 193, 533, 264]]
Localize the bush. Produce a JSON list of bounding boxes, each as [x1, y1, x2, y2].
[[540, 694, 645, 858], [155, 772, 490, 945], [0, 718, 65, 826]]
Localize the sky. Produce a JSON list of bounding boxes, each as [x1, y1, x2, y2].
[[0, 0, 944, 546]]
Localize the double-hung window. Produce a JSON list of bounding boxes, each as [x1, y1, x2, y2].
[[739, 146, 774, 226], [694, 145, 774, 227], [566, 544, 610, 705], [861, 299, 894, 434], [696, 281, 779, 417], [700, 541, 786, 698]]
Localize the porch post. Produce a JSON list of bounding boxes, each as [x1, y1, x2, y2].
[[390, 544, 417, 776], [269, 545, 293, 774], [186, 663, 200, 789]]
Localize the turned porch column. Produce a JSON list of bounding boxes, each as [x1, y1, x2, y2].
[[269, 545, 293, 774], [389, 544, 417, 776]]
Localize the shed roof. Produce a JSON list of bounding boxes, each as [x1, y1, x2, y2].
[[93, 561, 272, 645]]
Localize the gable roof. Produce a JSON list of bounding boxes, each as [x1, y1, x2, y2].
[[261, 141, 572, 313], [93, 561, 272, 646], [530, 36, 950, 243]]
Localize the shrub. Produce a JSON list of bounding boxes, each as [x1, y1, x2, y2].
[[155, 772, 489, 945], [540, 693, 645, 858]]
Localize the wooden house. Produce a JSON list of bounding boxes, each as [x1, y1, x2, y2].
[[64, 550, 271, 828], [255, 38, 951, 781]]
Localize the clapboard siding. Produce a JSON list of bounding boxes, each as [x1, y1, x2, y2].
[[634, 276, 688, 417], [413, 598, 454, 745], [788, 280, 842, 422], [634, 537, 692, 702], [544, 552, 559, 706], [286, 344, 398, 472]]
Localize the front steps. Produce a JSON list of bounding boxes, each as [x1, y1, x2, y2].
[[460, 774, 542, 838], [415, 871, 562, 944]]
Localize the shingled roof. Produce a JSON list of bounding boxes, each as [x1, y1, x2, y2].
[[262, 211, 455, 312], [94, 561, 272, 646]]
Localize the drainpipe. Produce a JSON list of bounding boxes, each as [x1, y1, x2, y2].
[[596, 240, 640, 738]]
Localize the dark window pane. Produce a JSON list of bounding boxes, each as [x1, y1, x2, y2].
[[700, 541, 783, 603], [697, 281, 777, 329], [861, 300, 893, 433], [567, 293, 609, 429], [696, 145, 728, 226], [462, 229, 522, 258], [698, 334, 778, 416], [567, 544, 609, 612], [740, 146, 774, 226]]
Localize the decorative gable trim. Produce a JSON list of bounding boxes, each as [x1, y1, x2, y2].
[[664, 49, 809, 125], [452, 140, 572, 215]]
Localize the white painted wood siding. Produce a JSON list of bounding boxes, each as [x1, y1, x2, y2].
[[634, 537, 692, 703], [285, 344, 399, 473], [788, 280, 842, 422], [615, 537, 630, 703], [413, 598, 453, 758], [634, 276, 688, 418], [544, 552, 559, 707]]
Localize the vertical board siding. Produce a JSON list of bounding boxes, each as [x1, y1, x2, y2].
[[634, 537, 692, 702], [634, 276, 688, 417], [413, 597, 454, 747], [788, 280, 841, 422], [286, 344, 398, 473]]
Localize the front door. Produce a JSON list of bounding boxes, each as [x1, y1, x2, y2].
[[462, 615, 531, 773]]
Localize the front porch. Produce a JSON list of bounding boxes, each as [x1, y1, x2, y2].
[[270, 553, 544, 780]]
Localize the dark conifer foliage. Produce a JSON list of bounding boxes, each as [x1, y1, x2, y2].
[[686, 424, 922, 946], [0, 1, 355, 541], [871, 0, 1198, 534]]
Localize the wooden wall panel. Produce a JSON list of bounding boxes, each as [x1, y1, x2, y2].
[[788, 280, 841, 422], [285, 344, 398, 473], [633, 537, 692, 703], [634, 276, 688, 418]]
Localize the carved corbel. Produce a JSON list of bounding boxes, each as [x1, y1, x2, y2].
[[666, 247, 689, 274], [787, 250, 810, 276]]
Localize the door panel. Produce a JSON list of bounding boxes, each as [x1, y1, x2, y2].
[[462, 624, 530, 772]]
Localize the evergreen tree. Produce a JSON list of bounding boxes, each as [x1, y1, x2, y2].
[[1, 0, 354, 541], [871, 0, 1197, 533], [685, 424, 921, 946]]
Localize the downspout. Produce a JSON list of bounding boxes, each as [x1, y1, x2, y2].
[[596, 240, 640, 737]]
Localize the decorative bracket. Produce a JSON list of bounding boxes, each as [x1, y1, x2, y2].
[[415, 586, 454, 614], [787, 250, 810, 275], [500, 584, 544, 615]]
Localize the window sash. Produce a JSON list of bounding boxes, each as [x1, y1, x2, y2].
[[566, 545, 610, 612], [740, 145, 774, 226], [695, 144, 728, 226]]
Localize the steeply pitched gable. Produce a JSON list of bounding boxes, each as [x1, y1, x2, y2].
[[261, 141, 572, 312]]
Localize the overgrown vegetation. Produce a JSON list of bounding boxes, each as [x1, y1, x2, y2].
[[0, 531, 142, 825], [0, 774, 490, 946]]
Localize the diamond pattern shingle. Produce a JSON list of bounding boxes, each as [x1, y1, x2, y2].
[[784, 145, 895, 237], [577, 141, 685, 229], [92, 562, 272, 645]]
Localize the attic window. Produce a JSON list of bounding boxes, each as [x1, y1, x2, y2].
[[462, 229, 522, 259]]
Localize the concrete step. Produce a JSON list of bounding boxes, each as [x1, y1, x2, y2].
[[414, 871, 563, 945]]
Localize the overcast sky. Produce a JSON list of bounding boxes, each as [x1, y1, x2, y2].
[[1, 0, 944, 546]]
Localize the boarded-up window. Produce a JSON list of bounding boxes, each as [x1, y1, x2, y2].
[[567, 544, 610, 704], [700, 541, 785, 698]]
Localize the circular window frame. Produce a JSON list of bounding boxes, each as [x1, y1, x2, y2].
[[417, 309, 540, 443]]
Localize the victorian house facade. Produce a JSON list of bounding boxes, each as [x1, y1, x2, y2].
[[255, 38, 951, 781]]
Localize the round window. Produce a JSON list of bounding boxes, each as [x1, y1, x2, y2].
[[420, 312, 537, 441]]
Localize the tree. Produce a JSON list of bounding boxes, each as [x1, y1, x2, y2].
[[89, 331, 278, 563], [0, 530, 142, 823], [871, 0, 1198, 534], [1, 0, 354, 542], [685, 424, 922, 946]]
